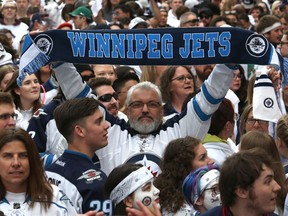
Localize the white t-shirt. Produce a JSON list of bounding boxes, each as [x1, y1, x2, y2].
[[0, 185, 77, 216]]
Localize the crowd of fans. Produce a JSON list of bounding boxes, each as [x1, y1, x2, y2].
[[0, 0, 287, 215]]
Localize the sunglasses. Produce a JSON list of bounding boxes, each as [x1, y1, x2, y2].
[[82, 74, 95, 81], [97, 92, 118, 102], [200, 15, 210, 19]]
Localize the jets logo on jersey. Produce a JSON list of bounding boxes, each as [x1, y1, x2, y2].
[[33, 108, 48, 118], [77, 169, 102, 182], [125, 153, 161, 177]]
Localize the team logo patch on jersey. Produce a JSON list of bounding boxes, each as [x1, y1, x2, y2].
[[245, 35, 268, 57], [33, 108, 48, 118], [125, 153, 161, 177], [34, 34, 53, 55], [77, 169, 102, 182]]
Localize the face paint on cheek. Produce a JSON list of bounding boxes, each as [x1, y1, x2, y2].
[[132, 182, 160, 213], [203, 190, 221, 210], [132, 189, 154, 211], [142, 196, 152, 206]]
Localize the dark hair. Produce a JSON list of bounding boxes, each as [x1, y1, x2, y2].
[[234, 65, 248, 115], [0, 128, 53, 210], [238, 13, 250, 22], [175, 5, 190, 19], [125, 1, 144, 17], [54, 97, 100, 143], [249, 5, 264, 17], [114, 4, 134, 19], [155, 136, 201, 213], [160, 66, 195, 106], [209, 16, 231, 26], [208, 98, 234, 135], [0, 91, 14, 105], [220, 148, 273, 207], [112, 71, 139, 94], [61, 4, 74, 21], [88, 77, 112, 94], [115, 66, 136, 78], [105, 163, 143, 215], [4, 71, 42, 114], [256, 15, 280, 34]]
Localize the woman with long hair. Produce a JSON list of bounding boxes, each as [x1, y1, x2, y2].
[[155, 136, 214, 215], [4, 71, 41, 127], [0, 128, 77, 215]]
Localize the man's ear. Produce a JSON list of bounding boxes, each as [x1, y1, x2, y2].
[[74, 125, 85, 138], [235, 187, 248, 199], [123, 195, 134, 208]]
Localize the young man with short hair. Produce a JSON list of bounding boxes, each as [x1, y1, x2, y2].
[[202, 149, 280, 216], [46, 98, 112, 214]]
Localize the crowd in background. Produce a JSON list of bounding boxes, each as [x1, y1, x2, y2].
[[0, 0, 288, 215]]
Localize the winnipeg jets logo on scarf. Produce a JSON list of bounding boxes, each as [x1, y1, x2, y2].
[[34, 34, 53, 55], [245, 35, 268, 57]]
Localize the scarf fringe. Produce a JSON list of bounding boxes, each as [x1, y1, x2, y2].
[[17, 52, 50, 86]]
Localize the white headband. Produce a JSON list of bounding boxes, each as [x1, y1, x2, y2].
[[196, 169, 220, 204], [260, 22, 282, 34], [110, 166, 154, 206]]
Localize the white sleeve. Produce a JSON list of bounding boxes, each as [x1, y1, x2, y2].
[[50, 185, 78, 216], [53, 62, 92, 99]]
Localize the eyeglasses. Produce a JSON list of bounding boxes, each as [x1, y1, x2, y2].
[[3, 6, 16, 10], [171, 75, 193, 82], [233, 73, 243, 79], [204, 186, 220, 197], [183, 19, 199, 25], [128, 101, 161, 110], [246, 118, 268, 127], [97, 92, 118, 102], [0, 113, 18, 121]]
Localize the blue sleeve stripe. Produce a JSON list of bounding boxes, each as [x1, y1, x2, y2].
[[51, 201, 68, 211], [45, 154, 55, 169], [192, 97, 212, 121], [76, 84, 91, 98], [202, 83, 223, 105]]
